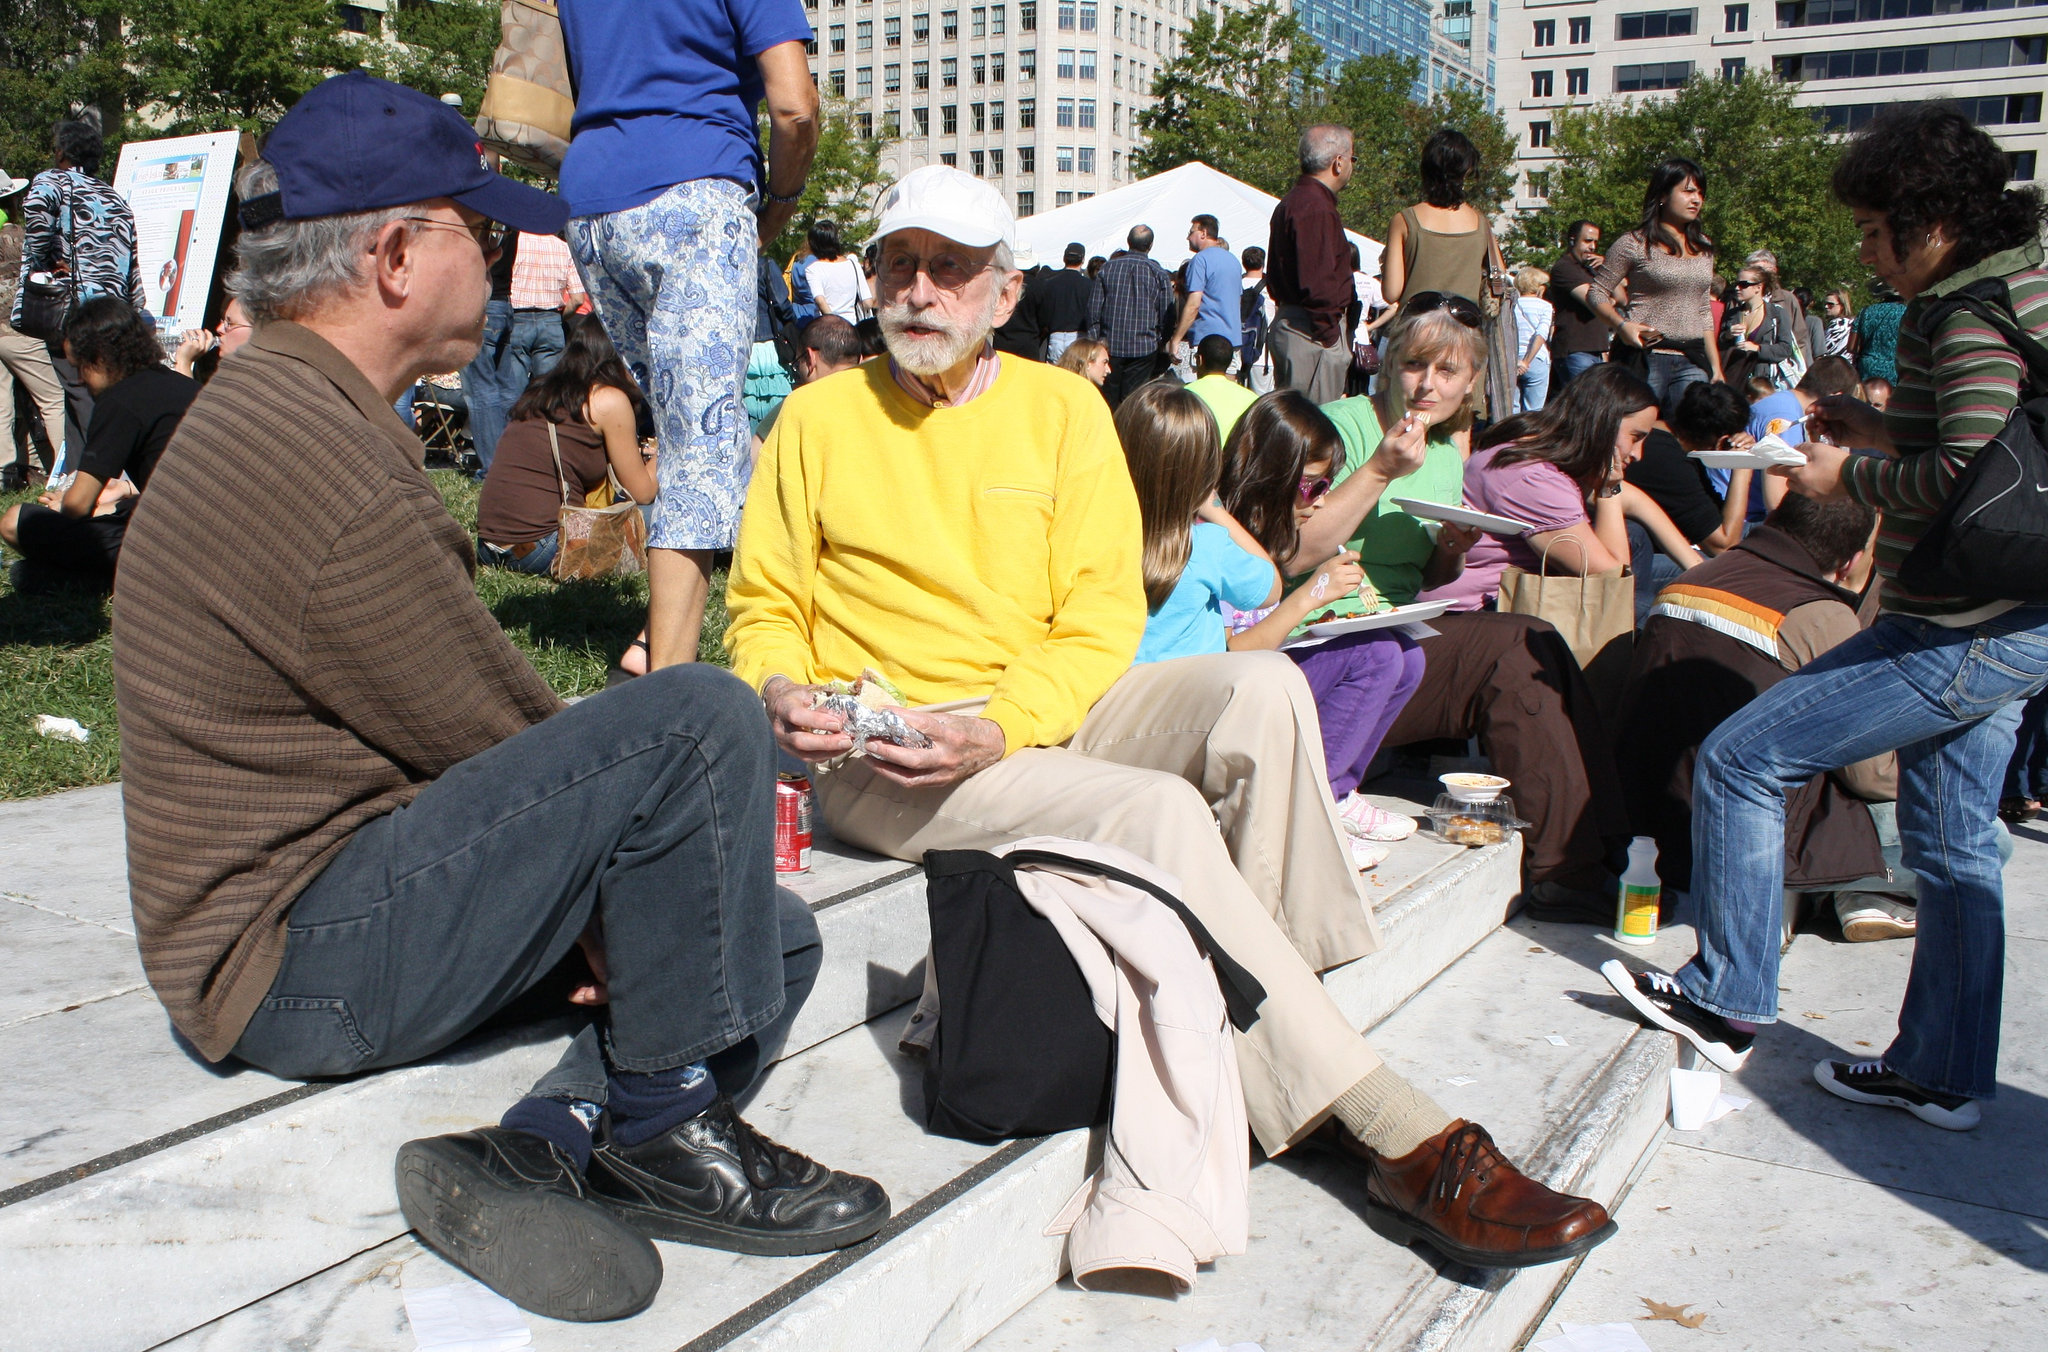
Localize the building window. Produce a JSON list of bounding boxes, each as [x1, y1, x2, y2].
[[1021, 47, 1037, 76], [857, 65, 873, 95], [1533, 18, 1556, 45], [806, 35, 819, 54], [942, 57, 958, 86], [942, 151, 958, 165], [830, 69, 847, 95], [1616, 9, 1696, 40], [973, 53, 986, 82], [972, 148, 986, 175], [1529, 170, 1552, 198], [991, 99, 1007, 129], [1725, 3, 1748, 31], [1081, 0, 1097, 29], [1019, 144, 1036, 171], [1058, 48, 1076, 77], [1614, 60, 1694, 91], [1531, 69, 1554, 96], [338, 5, 377, 35], [1080, 48, 1096, 78], [1569, 14, 1591, 41], [1020, 96, 1037, 127], [1112, 101, 1121, 132], [1079, 97, 1096, 127], [1112, 2, 1121, 36], [914, 105, 930, 133], [1822, 93, 2043, 131], [884, 108, 901, 134], [942, 103, 959, 132], [991, 147, 1005, 173], [993, 4, 1007, 35], [831, 24, 847, 52], [943, 9, 958, 38], [1772, 0, 2027, 26], [1059, 0, 1076, 28], [1057, 190, 1074, 206], [858, 111, 874, 138], [973, 101, 986, 130], [915, 59, 930, 88], [857, 19, 873, 49], [1112, 148, 1122, 179], [1113, 53, 1122, 86], [1077, 145, 1095, 172], [2015, 149, 2039, 180], [1775, 36, 2048, 82], [1058, 96, 1076, 125], [1018, 190, 1036, 216], [914, 11, 930, 41], [1566, 67, 1590, 94], [1021, 0, 1037, 30], [886, 15, 902, 45], [973, 5, 987, 36], [992, 50, 1005, 79], [1057, 144, 1075, 171], [1722, 56, 1746, 79], [1530, 120, 1551, 147]]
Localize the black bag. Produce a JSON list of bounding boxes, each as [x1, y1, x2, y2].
[[919, 846, 1264, 1143], [16, 176, 74, 342], [1897, 280, 2048, 603], [1239, 278, 1267, 357]]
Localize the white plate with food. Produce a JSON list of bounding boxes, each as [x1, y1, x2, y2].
[[1690, 432, 1806, 470], [1298, 599, 1452, 638], [1391, 498, 1535, 536]]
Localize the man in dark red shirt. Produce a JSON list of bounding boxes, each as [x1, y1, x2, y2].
[[1266, 124, 1355, 403]]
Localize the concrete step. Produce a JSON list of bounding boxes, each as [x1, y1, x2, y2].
[[40, 791, 1520, 1352]]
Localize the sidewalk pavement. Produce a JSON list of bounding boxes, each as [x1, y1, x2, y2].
[[1531, 822, 2048, 1350]]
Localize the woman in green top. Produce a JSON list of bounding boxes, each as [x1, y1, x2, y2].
[[1305, 300, 1632, 923]]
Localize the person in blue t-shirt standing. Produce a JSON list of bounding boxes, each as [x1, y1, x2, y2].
[[556, 0, 819, 671], [1170, 214, 1245, 375]]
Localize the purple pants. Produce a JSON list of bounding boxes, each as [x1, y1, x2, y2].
[[1289, 630, 1427, 799]]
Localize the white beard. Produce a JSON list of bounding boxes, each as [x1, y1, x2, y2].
[[879, 289, 1002, 376]]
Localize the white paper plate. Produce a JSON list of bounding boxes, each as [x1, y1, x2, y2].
[[1690, 448, 1807, 469], [1391, 497, 1535, 536], [1299, 599, 1453, 638]]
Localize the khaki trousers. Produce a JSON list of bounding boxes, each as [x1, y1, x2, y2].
[[1268, 310, 1349, 405], [0, 327, 66, 472], [817, 652, 1383, 1154]]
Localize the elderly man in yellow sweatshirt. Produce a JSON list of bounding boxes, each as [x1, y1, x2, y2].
[[725, 164, 1612, 1272]]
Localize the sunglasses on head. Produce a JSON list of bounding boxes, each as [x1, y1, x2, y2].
[[1402, 291, 1483, 328], [1297, 474, 1333, 503]]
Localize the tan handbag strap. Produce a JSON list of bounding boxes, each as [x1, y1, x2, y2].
[[548, 421, 572, 505]]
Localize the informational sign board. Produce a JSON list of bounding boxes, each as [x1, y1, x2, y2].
[[110, 130, 241, 342]]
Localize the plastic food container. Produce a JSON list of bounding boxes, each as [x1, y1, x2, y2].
[[1425, 794, 1531, 848], [1438, 772, 1511, 804]]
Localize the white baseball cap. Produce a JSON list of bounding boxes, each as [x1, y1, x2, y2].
[[873, 164, 1015, 251]]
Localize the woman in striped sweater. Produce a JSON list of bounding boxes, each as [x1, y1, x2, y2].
[[1600, 105, 2048, 1134]]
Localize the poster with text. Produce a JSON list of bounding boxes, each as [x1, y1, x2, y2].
[[111, 131, 241, 343]]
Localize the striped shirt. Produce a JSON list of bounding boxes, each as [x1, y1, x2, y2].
[[1845, 242, 2048, 618]]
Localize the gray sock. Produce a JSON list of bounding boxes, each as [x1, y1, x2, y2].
[[1331, 1065, 1455, 1158]]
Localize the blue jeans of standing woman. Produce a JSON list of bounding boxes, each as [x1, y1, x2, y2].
[[1645, 350, 1710, 417], [1680, 606, 2048, 1098]]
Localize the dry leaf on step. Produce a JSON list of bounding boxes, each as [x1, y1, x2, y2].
[[1640, 1298, 1707, 1328]]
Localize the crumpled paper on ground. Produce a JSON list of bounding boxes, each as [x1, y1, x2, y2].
[[34, 715, 89, 742], [401, 1279, 531, 1352]]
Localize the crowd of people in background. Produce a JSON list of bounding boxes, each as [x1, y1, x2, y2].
[[5, 10, 2047, 1325]]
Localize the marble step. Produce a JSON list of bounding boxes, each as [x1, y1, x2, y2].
[[113, 801, 1519, 1352], [970, 912, 1681, 1352]]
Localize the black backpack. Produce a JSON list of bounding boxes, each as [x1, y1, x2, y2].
[[1897, 280, 2048, 603], [918, 846, 1264, 1143], [1239, 279, 1267, 356]]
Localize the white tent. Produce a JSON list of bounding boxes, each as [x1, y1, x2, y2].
[[1012, 161, 1381, 274]]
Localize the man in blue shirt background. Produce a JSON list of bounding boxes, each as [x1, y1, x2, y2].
[[1171, 214, 1244, 373]]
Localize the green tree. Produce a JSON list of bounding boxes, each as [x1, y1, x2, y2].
[[1506, 73, 1860, 294], [375, 0, 501, 119], [130, 0, 361, 135], [760, 98, 893, 260], [0, 0, 140, 184], [1134, 2, 1326, 197]]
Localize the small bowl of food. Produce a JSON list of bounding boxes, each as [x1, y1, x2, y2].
[[1425, 794, 1531, 848], [1439, 772, 1510, 804]]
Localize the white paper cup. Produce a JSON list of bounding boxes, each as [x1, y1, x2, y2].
[[1669, 1067, 1722, 1130]]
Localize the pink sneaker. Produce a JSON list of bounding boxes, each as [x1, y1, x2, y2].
[[1338, 793, 1418, 843], [1349, 836, 1392, 871]]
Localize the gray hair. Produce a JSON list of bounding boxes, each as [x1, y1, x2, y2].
[[1300, 124, 1354, 175], [227, 160, 422, 323]]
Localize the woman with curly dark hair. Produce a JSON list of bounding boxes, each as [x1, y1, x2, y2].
[[1602, 104, 2048, 1135], [0, 296, 193, 592]]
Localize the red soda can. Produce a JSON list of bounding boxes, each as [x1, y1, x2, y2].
[[775, 774, 813, 873]]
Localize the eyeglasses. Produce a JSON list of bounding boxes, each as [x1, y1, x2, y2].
[[1401, 291, 1483, 329], [878, 248, 994, 292], [402, 216, 508, 255], [1297, 474, 1333, 503]]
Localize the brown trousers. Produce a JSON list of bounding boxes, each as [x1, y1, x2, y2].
[[817, 652, 1384, 1154], [1386, 611, 1627, 890]]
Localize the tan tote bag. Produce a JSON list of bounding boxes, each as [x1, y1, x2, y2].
[[1496, 532, 1635, 720], [548, 424, 648, 581], [475, 0, 575, 173]]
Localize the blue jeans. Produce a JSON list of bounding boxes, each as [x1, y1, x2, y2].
[[1562, 350, 1605, 381], [462, 304, 567, 470], [2002, 686, 2048, 800], [1626, 518, 1687, 626], [1646, 350, 1710, 418], [1518, 358, 1550, 413], [1682, 606, 2048, 1097], [477, 530, 559, 575]]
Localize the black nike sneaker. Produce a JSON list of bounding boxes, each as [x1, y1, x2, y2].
[[1601, 960, 1755, 1072], [587, 1095, 891, 1256], [1815, 1058, 1982, 1131], [395, 1126, 663, 1322]]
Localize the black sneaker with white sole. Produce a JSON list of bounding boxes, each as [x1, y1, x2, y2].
[[1814, 1058, 1982, 1131], [1600, 960, 1755, 1072]]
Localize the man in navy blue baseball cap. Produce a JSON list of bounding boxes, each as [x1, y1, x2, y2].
[[239, 70, 567, 235]]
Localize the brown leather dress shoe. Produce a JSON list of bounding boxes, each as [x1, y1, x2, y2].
[[1314, 1118, 1616, 1268]]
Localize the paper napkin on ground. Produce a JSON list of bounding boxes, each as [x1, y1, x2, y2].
[[403, 1279, 532, 1352]]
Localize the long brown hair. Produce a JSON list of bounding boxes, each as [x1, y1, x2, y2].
[[510, 313, 645, 426], [1219, 390, 1343, 565], [1114, 382, 1223, 609]]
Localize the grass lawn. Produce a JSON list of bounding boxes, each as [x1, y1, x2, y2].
[[1, 470, 728, 801]]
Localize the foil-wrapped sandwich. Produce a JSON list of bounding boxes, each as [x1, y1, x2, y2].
[[813, 669, 931, 767]]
